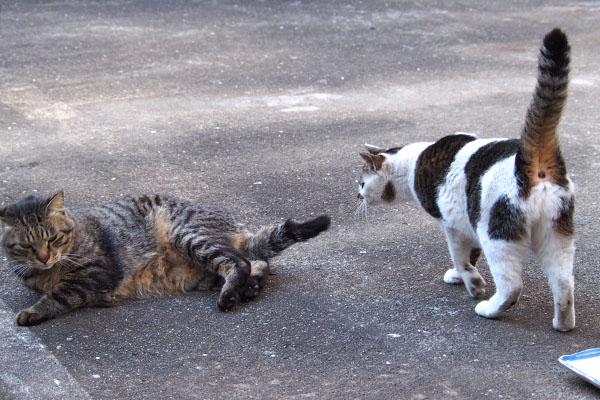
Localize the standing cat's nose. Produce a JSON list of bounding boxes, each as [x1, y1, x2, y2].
[[357, 193, 364, 200]]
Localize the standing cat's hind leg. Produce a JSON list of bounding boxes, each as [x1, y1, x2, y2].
[[533, 230, 575, 332], [475, 242, 524, 319]]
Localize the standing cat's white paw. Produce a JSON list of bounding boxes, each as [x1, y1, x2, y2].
[[443, 268, 462, 284], [553, 312, 575, 332], [475, 300, 501, 319]]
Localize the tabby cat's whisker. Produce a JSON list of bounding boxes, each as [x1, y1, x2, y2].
[[60, 254, 91, 268], [8, 261, 32, 279]]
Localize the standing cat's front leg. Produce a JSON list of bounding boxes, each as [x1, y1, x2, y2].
[[442, 228, 486, 298]]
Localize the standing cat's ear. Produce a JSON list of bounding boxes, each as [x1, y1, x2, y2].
[[360, 152, 386, 171], [365, 144, 385, 155], [45, 190, 65, 214]]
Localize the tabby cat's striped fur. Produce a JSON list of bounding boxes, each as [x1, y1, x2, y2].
[[0, 192, 330, 326], [357, 29, 575, 331]]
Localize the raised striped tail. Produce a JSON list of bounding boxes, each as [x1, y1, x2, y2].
[[245, 215, 330, 261], [516, 28, 571, 197]]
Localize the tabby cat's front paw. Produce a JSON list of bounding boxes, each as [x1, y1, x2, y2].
[[16, 309, 51, 326], [217, 289, 240, 311]]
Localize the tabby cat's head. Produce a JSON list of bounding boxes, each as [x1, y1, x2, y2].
[[0, 191, 74, 269]]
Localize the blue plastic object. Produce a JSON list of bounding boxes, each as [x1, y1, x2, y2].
[[559, 348, 600, 388]]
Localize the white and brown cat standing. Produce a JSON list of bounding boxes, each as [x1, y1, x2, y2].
[[357, 28, 575, 331]]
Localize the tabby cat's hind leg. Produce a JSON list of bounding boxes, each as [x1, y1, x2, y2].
[[442, 228, 486, 298], [212, 249, 251, 311], [175, 236, 250, 311], [242, 260, 270, 301]]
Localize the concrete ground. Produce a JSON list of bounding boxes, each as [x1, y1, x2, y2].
[[1, 1, 599, 399]]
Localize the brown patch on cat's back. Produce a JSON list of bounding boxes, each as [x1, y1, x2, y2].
[[114, 208, 202, 299]]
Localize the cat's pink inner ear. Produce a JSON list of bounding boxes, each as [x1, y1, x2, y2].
[[46, 191, 65, 213]]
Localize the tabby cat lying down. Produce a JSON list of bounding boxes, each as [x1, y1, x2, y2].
[[0, 192, 330, 326], [357, 29, 575, 331]]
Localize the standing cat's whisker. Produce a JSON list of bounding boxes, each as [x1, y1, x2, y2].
[[353, 199, 369, 224], [353, 200, 363, 221]]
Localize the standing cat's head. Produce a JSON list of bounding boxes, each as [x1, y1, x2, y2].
[[0, 191, 75, 269], [357, 144, 402, 206]]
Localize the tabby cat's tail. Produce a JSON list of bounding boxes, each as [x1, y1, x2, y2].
[[516, 28, 571, 197], [244, 215, 331, 261]]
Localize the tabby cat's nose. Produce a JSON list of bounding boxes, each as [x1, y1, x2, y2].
[[36, 250, 50, 264]]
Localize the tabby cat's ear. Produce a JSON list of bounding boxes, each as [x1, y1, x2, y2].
[[45, 190, 65, 214], [360, 152, 385, 171], [365, 144, 385, 154]]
